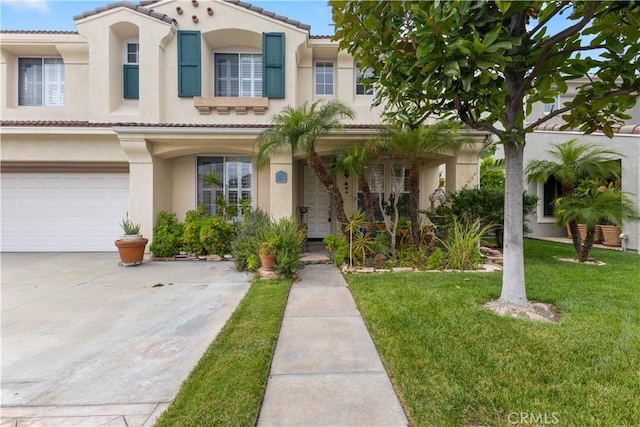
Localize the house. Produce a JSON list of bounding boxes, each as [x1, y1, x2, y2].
[[1, 0, 488, 252], [524, 77, 640, 252]]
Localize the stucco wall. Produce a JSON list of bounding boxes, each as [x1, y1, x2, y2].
[[524, 130, 640, 251]]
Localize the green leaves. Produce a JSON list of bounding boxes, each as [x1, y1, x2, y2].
[[332, 0, 640, 137]]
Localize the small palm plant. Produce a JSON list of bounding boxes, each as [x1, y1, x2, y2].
[[254, 101, 355, 234], [554, 180, 639, 261]]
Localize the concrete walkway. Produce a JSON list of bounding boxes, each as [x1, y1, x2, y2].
[[257, 264, 408, 426]]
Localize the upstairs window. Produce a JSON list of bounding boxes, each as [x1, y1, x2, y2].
[[18, 58, 65, 106], [215, 53, 262, 97], [355, 63, 374, 95], [315, 61, 334, 96], [123, 42, 139, 99], [126, 43, 139, 64]]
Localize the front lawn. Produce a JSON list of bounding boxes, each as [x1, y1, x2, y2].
[[345, 239, 640, 426], [155, 279, 290, 427]]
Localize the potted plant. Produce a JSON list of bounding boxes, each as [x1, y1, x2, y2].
[[600, 222, 622, 247], [258, 240, 276, 271], [114, 215, 148, 265]]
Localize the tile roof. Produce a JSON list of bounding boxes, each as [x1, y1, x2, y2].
[[90, 0, 311, 31], [534, 123, 640, 134], [0, 30, 79, 35], [223, 0, 311, 31], [73, 1, 175, 25], [0, 121, 382, 130], [6, 121, 640, 134]]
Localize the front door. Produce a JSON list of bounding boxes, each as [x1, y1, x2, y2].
[[303, 165, 331, 239]]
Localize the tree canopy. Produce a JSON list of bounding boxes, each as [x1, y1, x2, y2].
[[332, 0, 640, 306]]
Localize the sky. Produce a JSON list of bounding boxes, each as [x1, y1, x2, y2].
[[0, 0, 335, 35]]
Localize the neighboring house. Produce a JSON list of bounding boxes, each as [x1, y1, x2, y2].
[[0, 0, 488, 252], [524, 77, 640, 252]]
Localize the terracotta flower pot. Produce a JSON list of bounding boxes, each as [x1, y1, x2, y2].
[[594, 225, 603, 243], [115, 238, 148, 264], [577, 224, 588, 242], [259, 253, 275, 271], [600, 225, 622, 247]]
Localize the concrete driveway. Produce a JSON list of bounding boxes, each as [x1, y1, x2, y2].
[[1, 253, 251, 426]]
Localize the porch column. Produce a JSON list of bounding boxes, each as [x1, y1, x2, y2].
[[119, 135, 155, 241], [420, 163, 441, 210], [269, 148, 294, 220], [446, 141, 485, 192]]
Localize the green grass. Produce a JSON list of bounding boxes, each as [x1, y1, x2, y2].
[[345, 239, 640, 426], [155, 279, 291, 427]]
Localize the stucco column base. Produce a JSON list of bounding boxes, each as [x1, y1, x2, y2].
[[119, 135, 155, 241], [269, 150, 294, 220]]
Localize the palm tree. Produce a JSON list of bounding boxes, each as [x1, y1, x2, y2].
[[254, 100, 355, 234], [383, 122, 469, 244], [525, 139, 623, 259], [329, 145, 376, 226], [525, 139, 621, 196], [554, 181, 639, 261]]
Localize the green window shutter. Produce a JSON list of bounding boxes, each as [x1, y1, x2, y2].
[[262, 32, 285, 99], [123, 65, 139, 99], [178, 30, 201, 97]]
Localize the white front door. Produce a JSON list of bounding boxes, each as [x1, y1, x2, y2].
[[303, 165, 331, 239]]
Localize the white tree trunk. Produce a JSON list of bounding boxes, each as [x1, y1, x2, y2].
[[500, 141, 528, 306]]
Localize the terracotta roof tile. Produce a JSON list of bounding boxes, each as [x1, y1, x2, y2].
[[1, 121, 382, 130], [533, 123, 640, 134], [224, 0, 310, 31], [0, 30, 79, 35], [73, 1, 175, 25]]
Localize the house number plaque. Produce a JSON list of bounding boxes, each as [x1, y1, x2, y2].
[[275, 171, 288, 184]]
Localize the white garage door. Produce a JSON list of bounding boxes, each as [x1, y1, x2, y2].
[[1, 173, 130, 252]]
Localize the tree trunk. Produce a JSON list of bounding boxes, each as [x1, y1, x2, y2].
[[307, 151, 349, 235], [568, 219, 584, 257], [359, 173, 376, 226], [578, 228, 595, 262], [409, 166, 420, 245], [500, 140, 528, 307]]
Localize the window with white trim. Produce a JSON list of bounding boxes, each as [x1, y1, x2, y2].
[[126, 43, 139, 64], [315, 61, 334, 96], [355, 62, 374, 95], [197, 156, 253, 219], [357, 162, 411, 221], [540, 177, 562, 219], [214, 53, 262, 97], [18, 58, 65, 106]]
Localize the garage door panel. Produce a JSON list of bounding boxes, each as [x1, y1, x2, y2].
[[1, 173, 130, 252]]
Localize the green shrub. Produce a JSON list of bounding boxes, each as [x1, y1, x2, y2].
[[323, 234, 349, 266], [149, 211, 184, 257], [182, 205, 209, 255], [200, 215, 236, 255], [438, 218, 494, 270], [231, 209, 271, 271], [448, 187, 537, 248], [271, 217, 305, 278], [426, 247, 445, 270], [372, 230, 390, 255]]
